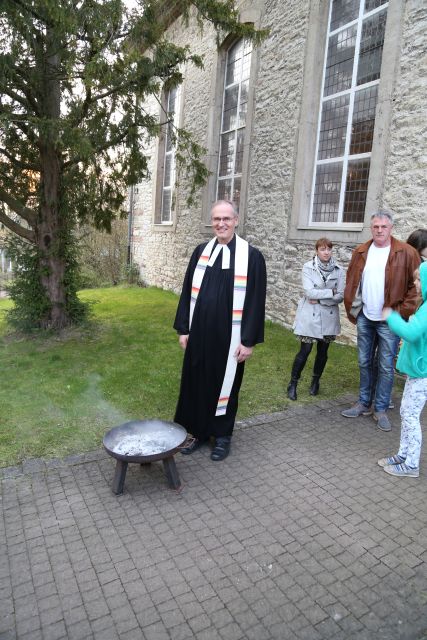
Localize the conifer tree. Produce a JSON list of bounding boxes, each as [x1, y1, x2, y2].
[[0, 0, 263, 329]]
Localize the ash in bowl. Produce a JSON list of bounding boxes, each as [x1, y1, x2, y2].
[[112, 434, 170, 457]]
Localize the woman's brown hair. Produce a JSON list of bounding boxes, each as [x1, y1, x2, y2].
[[315, 237, 333, 250]]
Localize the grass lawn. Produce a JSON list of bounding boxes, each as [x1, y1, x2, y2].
[[0, 286, 361, 467]]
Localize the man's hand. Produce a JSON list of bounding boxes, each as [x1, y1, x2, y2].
[[179, 334, 189, 350], [234, 344, 253, 363]]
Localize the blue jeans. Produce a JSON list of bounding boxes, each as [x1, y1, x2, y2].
[[356, 311, 399, 412]]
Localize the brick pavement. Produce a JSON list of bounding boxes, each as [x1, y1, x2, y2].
[[1, 395, 426, 640]]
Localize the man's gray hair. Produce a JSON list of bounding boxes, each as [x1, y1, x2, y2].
[[370, 209, 394, 224], [211, 200, 239, 218]]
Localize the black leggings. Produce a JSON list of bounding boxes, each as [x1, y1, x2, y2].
[[290, 340, 330, 380]]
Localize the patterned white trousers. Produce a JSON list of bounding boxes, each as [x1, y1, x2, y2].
[[398, 377, 427, 469]]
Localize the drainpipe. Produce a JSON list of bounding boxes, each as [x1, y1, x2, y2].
[[127, 185, 134, 266]]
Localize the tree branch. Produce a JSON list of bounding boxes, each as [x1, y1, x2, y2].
[[0, 186, 37, 227], [9, 0, 53, 27], [0, 85, 32, 112], [62, 128, 129, 169], [0, 147, 40, 172], [0, 207, 35, 243]]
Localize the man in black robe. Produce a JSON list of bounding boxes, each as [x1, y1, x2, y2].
[[174, 200, 267, 461]]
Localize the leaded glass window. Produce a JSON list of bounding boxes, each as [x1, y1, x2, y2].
[[216, 39, 252, 210], [160, 86, 180, 223], [310, 0, 388, 224]]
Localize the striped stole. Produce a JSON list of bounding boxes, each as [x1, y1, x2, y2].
[[190, 234, 249, 416]]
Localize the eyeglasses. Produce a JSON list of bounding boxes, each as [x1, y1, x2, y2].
[[212, 217, 235, 224]]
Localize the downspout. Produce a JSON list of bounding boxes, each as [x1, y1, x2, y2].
[[127, 185, 134, 266]]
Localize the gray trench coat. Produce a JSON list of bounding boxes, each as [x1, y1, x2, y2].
[[293, 258, 345, 339]]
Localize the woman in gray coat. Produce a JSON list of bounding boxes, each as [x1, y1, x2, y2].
[[287, 238, 345, 400]]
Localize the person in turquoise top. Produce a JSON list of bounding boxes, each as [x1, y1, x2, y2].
[[378, 261, 427, 477]]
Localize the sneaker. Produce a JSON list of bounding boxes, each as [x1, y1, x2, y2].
[[389, 400, 395, 410], [383, 463, 419, 478], [378, 455, 405, 468], [373, 411, 391, 432], [341, 402, 371, 418]]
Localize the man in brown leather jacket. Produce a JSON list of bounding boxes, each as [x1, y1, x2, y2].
[[342, 211, 420, 431]]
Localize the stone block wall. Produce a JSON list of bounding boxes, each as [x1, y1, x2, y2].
[[131, 0, 426, 344]]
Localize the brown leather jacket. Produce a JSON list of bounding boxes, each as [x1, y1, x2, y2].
[[344, 237, 420, 325]]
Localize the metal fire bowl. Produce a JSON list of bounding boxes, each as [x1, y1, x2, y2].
[[103, 419, 187, 464]]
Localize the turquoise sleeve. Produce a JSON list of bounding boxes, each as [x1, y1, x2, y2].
[[386, 306, 427, 343]]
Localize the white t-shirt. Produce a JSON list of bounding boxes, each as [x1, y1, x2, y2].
[[361, 243, 391, 320]]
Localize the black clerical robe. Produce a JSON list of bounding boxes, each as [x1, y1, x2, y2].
[[174, 235, 266, 439]]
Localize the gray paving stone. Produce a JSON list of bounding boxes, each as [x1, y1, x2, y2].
[[1, 399, 426, 640]]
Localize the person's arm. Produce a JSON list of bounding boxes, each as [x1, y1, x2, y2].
[[384, 305, 427, 343], [319, 267, 345, 306], [173, 245, 204, 336], [397, 249, 421, 319], [302, 264, 335, 301], [344, 249, 362, 324], [240, 247, 267, 348], [334, 267, 345, 303]]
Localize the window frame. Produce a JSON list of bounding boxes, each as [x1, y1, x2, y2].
[[288, 0, 405, 243], [153, 83, 182, 229], [215, 38, 253, 210], [201, 4, 263, 234]]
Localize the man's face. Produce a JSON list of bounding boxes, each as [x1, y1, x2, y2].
[[211, 203, 238, 244], [370, 216, 393, 247]]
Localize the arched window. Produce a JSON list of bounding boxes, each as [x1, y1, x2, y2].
[[155, 85, 181, 224], [216, 39, 252, 211]]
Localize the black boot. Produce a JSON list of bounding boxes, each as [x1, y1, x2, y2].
[[310, 341, 330, 396], [309, 376, 320, 396], [287, 379, 298, 401], [287, 342, 312, 401]]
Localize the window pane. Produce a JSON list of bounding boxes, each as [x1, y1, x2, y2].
[[324, 25, 357, 96], [163, 152, 172, 187], [165, 121, 174, 152], [233, 178, 241, 210], [222, 86, 239, 131], [217, 178, 232, 202], [226, 40, 244, 85], [330, 0, 359, 32], [238, 80, 249, 128], [161, 188, 172, 222], [167, 86, 177, 113], [318, 94, 350, 160], [234, 130, 244, 174], [312, 162, 343, 222], [343, 159, 370, 222], [218, 132, 235, 177], [241, 50, 252, 81], [357, 10, 387, 85], [364, 0, 387, 13], [350, 85, 378, 154]]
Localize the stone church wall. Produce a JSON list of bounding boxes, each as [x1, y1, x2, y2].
[[131, 0, 426, 344]]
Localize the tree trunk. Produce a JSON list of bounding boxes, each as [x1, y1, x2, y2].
[[37, 145, 69, 330], [37, 33, 70, 330]]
